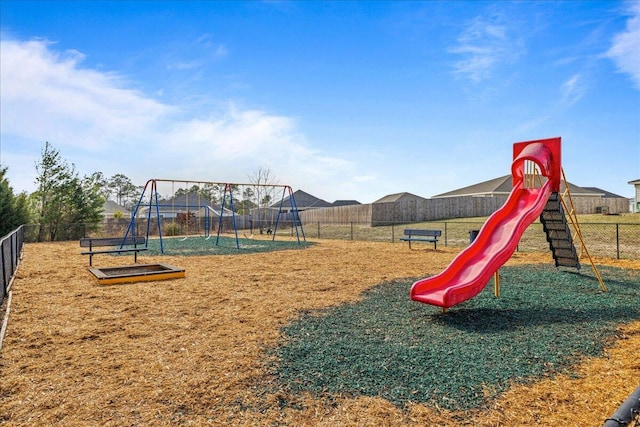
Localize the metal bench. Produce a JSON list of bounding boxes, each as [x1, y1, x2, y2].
[[399, 229, 441, 250], [80, 236, 147, 266]]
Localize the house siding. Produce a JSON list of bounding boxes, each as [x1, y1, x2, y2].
[[569, 196, 628, 215]]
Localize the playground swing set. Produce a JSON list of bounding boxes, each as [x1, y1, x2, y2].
[[410, 137, 607, 311], [123, 179, 306, 253], [85, 179, 305, 285]]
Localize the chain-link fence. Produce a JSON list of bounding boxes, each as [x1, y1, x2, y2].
[[302, 220, 640, 260], [21, 219, 640, 260], [1, 226, 25, 307]]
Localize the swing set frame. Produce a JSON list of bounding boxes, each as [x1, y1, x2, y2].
[[123, 179, 305, 253]]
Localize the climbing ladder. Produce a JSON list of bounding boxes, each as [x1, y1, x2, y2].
[[540, 192, 581, 269], [538, 169, 607, 292]]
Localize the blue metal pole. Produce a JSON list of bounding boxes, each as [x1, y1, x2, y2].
[[215, 186, 226, 245], [272, 186, 286, 241], [287, 186, 305, 243], [204, 205, 210, 238], [123, 179, 151, 248], [153, 180, 164, 254], [227, 184, 240, 249]]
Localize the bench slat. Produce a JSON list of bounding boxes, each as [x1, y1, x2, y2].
[[81, 248, 147, 256], [401, 229, 441, 250], [402, 229, 441, 237], [79, 236, 146, 248], [79, 236, 147, 266]]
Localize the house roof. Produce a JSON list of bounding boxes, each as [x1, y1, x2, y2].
[[139, 204, 234, 216], [373, 192, 429, 203], [138, 192, 233, 214], [103, 200, 130, 215], [629, 179, 640, 185], [165, 192, 212, 208], [332, 200, 361, 207], [432, 175, 607, 198], [581, 187, 626, 199], [274, 190, 333, 209], [432, 176, 513, 198]]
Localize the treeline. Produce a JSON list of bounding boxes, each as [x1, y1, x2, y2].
[[1, 142, 141, 241]]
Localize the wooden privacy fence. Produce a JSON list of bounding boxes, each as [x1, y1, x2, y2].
[[371, 196, 509, 225], [300, 196, 629, 226], [299, 204, 373, 224]]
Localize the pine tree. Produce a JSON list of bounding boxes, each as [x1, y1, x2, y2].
[[0, 166, 30, 236], [33, 142, 105, 241]]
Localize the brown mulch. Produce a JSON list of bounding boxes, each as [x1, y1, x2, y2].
[[0, 239, 638, 426]]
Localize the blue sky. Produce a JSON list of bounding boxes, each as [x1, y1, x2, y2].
[[1, 1, 639, 203]]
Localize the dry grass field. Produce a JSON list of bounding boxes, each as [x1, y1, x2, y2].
[[1, 238, 638, 426]]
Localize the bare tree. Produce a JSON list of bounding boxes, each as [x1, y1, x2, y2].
[[248, 167, 279, 233]]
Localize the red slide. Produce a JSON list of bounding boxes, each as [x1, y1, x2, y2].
[[410, 138, 561, 309]]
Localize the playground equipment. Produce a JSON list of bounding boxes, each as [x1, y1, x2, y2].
[[123, 179, 305, 253], [88, 263, 186, 285], [410, 137, 606, 310], [603, 384, 640, 427]]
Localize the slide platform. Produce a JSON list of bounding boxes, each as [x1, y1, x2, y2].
[[410, 138, 561, 309]]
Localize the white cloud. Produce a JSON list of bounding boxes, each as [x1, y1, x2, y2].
[[560, 74, 586, 106], [195, 33, 228, 59], [0, 37, 356, 199], [606, 1, 640, 89], [449, 13, 524, 83], [0, 39, 173, 150], [164, 110, 290, 158]]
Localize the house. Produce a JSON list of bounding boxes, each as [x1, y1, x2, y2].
[[373, 192, 429, 203], [629, 179, 640, 213], [246, 189, 323, 230], [265, 191, 359, 211], [432, 175, 602, 198], [332, 200, 361, 207], [431, 175, 628, 214], [299, 174, 631, 226], [137, 192, 234, 219], [581, 187, 629, 214], [273, 190, 333, 212], [581, 187, 627, 199], [102, 200, 131, 219]]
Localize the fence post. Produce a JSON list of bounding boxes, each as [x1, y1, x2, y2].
[[444, 222, 448, 247], [1, 239, 6, 303], [10, 233, 15, 279], [0, 226, 25, 306], [317, 222, 320, 239], [391, 222, 395, 243], [616, 223, 620, 260], [350, 222, 354, 240]]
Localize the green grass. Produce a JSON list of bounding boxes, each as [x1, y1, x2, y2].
[[270, 264, 640, 411]]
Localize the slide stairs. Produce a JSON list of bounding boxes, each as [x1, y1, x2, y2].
[[540, 192, 580, 269], [410, 137, 563, 310]]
